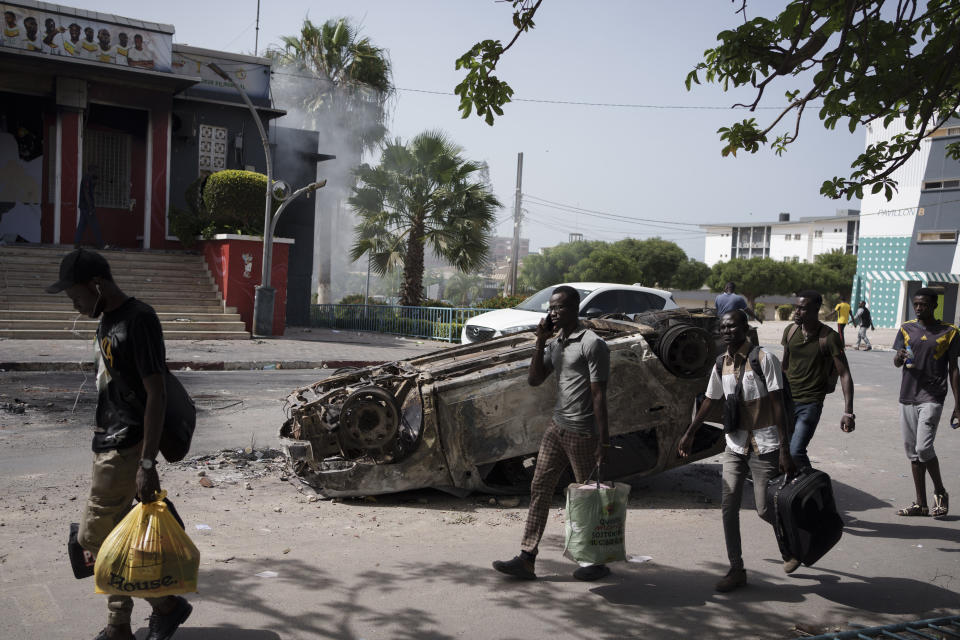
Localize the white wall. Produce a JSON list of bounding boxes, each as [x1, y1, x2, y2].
[[809, 221, 849, 259], [704, 230, 731, 267], [769, 227, 806, 262], [859, 118, 928, 238]]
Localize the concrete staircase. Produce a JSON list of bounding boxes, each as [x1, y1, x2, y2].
[[0, 245, 249, 340]]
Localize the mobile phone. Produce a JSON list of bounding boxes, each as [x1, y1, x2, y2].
[[543, 314, 555, 332]]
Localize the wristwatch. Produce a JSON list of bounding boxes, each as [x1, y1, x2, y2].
[[139, 458, 156, 470]]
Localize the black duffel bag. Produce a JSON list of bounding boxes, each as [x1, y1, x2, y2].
[[766, 467, 844, 567]]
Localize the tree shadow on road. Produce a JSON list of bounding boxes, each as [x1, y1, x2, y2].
[[135, 629, 281, 640], [832, 481, 892, 514], [777, 567, 960, 614], [843, 516, 960, 544], [198, 557, 456, 640]]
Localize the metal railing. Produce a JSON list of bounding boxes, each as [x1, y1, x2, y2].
[[796, 615, 960, 639], [308, 304, 489, 343]]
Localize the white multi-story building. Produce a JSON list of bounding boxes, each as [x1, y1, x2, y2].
[[702, 210, 859, 267], [853, 117, 960, 327]]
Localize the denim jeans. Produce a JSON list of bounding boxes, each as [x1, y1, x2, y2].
[[721, 448, 785, 570], [789, 401, 824, 469]]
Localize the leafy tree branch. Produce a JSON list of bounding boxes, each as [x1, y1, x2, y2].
[[454, 0, 542, 125], [688, 0, 960, 200]]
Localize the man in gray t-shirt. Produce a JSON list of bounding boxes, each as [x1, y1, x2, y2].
[[493, 285, 611, 582]]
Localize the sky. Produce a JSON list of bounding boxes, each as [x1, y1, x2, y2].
[[54, 0, 866, 260]]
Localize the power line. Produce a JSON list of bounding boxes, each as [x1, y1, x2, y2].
[[269, 69, 795, 111], [523, 194, 703, 228], [523, 204, 706, 236], [220, 18, 258, 52], [522, 201, 704, 234], [394, 86, 793, 111], [523, 210, 704, 239]]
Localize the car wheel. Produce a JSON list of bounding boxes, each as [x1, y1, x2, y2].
[[338, 387, 400, 455], [654, 324, 714, 378]]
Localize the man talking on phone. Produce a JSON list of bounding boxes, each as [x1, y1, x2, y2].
[[493, 285, 611, 581]]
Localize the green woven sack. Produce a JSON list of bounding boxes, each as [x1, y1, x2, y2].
[[563, 481, 630, 564]]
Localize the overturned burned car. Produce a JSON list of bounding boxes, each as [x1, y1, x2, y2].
[[280, 309, 728, 497]]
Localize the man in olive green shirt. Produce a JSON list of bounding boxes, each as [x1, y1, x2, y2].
[[782, 290, 855, 469]]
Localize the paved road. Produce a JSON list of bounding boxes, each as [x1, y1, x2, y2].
[[1, 350, 958, 640], [0, 370, 331, 477]]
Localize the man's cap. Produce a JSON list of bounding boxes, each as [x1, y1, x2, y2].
[[45, 248, 111, 293]]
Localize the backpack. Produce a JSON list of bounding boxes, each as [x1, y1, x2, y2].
[[713, 345, 794, 435], [783, 323, 839, 394]]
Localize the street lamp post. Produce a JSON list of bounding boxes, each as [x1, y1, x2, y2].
[[207, 63, 326, 336]]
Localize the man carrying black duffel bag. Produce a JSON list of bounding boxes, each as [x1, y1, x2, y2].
[[47, 249, 193, 640], [678, 310, 798, 593]]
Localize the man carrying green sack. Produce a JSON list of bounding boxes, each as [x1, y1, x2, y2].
[[563, 479, 630, 565], [493, 285, 612, 581], [678, 310, 797, 593]]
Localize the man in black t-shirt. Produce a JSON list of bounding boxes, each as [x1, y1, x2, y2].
[[47, 249, 192, 640]]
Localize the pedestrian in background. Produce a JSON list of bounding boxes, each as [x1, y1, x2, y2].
[[893, 288, 958, 518], [853, 300, 873, 351], [75, 164, 105, 249], [832, 295, 851, 346], [679, 310, 797, 592], [715, 281, 762, 323], [46, 249, 193, 640], [493, 285, 612, 582], [782, 290, 855, 469]]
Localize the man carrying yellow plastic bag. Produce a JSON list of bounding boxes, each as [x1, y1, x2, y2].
[[47, 249, 195, 640], [95, 491, 199, 598]]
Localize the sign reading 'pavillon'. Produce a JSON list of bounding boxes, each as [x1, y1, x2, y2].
[[0, 2, 173, 72]]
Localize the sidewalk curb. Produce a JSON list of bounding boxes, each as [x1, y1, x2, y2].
[[0, 360, 385, 373]]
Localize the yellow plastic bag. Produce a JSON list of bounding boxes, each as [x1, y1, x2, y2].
[[94, 491, 200, 597]]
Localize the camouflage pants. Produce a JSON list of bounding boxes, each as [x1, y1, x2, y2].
[[78, 444, 167, 626], [521, 421, 598, 555]]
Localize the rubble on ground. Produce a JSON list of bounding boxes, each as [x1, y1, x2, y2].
[[169, 447, 288, 484]]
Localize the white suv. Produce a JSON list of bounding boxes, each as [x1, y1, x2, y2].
[[461, 282, 678, 343]]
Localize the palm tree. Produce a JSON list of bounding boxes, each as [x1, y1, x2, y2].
[[268, 17, 393, 153], [349, 131, 501, 307], [267, 18, 394, 303], [444, 272, 483, 307]]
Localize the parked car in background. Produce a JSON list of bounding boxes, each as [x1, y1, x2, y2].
[[280, 309, 723, 498], [461, 282, 678, 343]]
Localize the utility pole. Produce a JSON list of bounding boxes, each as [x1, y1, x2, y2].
[[254, 0, 261, 55], [507, 152, 523, 297]]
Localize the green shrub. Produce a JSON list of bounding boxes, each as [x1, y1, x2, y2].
[[202, 170, 280, 236], [478, 294, 526, 309], [776, 304, 794, 320], [421, 298, 453, 308], [753, 302, 766, 322], [337, 294, 388, 305]]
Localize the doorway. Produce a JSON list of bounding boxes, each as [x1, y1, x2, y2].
[[80, 103, 147, 248]]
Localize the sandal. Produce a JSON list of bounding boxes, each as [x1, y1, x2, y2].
[[896, 503, 929, 516], [932, 492, 949, 517]]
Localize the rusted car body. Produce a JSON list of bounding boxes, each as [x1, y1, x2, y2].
[[280, 309, 727, 497]]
